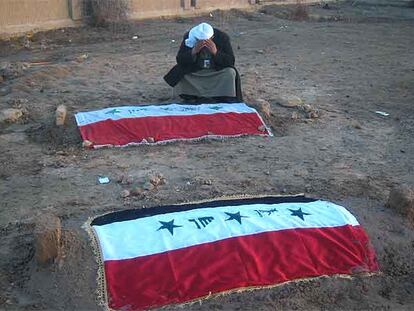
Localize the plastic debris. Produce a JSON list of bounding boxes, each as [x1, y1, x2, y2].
[[375, 111, 390, 117], [98, 176, 110, 184]]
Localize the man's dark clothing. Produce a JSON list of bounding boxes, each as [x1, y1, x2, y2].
[[164, 28, 243, 101]]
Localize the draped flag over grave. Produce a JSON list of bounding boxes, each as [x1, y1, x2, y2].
[[75, 103, 271, 148], [89, 196, 378, 311]]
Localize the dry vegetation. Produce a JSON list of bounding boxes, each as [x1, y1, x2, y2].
[[290, 0, 309, 21], [89, 0, 131, 26]]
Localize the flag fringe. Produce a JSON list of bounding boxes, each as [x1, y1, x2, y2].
[[91, 130, 273, 149], [82, 219, 110, 311], [158, 272, 381, 310]]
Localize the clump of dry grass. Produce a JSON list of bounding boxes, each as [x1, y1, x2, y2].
[[290, 0, 309, 21], [90, 0, 131, 27]]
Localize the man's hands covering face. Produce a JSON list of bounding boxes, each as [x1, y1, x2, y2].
[[204, 39, 217, 55], [191, 39, 217, 56]]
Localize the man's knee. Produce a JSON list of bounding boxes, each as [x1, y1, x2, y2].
[[223, 67, 237, 79]]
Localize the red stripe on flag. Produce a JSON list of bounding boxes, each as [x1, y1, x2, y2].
[[103, 225, 378, 310], [79, 112, 267, 146]]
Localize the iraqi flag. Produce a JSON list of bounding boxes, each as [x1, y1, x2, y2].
[[90, 196, 378, 310], [75, 103, 271, 148]]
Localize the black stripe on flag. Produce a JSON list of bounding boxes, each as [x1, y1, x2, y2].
[[91, 195, 317, 226]]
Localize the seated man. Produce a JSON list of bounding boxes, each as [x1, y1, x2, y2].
[[164, 22, 242, 103]]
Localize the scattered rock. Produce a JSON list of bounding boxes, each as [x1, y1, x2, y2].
[[75, 53, 88, 62], [274, 96, 303, 108], [256, 49, 264, 54], [34, 214, 61, 267], [387, 186, 414, 224], [302, 104, 313, 113], [82, 140, 93, 148], [351, 120, 362, 129], [295, 103, 320, 119], [257, 99, 271, 118], [147, 137, 155, 143], [149, 173, 166, 187], [306, 110, 319, 119], [203, 179, 213, 186], [0, 108, 24, 124], [23, 38, 32, 49], [120, 189, 131, 198], [291, 111, 299, 119], [0, 62, 29, 80], [55, 105, 67, 126]]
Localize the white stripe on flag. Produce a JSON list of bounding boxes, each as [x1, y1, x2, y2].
[[93, 201, 359, 261], [75, 103, 257, 126]]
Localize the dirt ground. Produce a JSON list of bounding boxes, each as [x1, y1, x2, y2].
[[1, 0, 414, 310]]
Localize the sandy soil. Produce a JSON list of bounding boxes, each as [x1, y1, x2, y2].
[[1, 1, 414, 310]]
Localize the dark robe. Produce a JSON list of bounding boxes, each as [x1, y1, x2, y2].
[[164, 28, 243, 101]]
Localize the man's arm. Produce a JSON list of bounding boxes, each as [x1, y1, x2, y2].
[[176, 33, 195, 66], [213, 32, 235, 67]]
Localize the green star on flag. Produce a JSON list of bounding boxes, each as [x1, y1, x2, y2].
[[225, 211, 248, 225], [289, 208, 311, 221], [157, 220, 182, 236], [105, 108, 121, 115], [209, 106, 222, 111]]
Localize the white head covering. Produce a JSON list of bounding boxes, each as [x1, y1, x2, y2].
[[185, 23, 214, 48]]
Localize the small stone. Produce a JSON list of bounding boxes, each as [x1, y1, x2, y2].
[[55, 105, 67, 126], [120, 190, 131, 198], [258, 125, 266, 132], [203, 179, 213, 185], [307, 111, 319, 119], [82, 140, 93, 148], [302, 104, 313, 113], [0, 75, 3, 83], [291, 111, 299, 119], [274, 96, 302, 108], [149, 173, 166, 187], [0, 108, 23, 124], [351, 121, 362, 129], [34, 214, 61, 267], [256, 49, 264, 54], [387, 186, 414, 224], [147, 137, 155, 143], [257, 99, 271, 118], [76, 53, 88, 62]]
